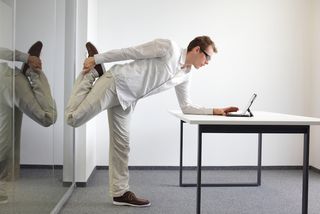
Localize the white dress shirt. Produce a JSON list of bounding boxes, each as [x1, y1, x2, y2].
[[94, 39, 212, 115], [0, 47, 29, 63]]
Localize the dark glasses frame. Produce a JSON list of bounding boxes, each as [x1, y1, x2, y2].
[[200, 47, 211, 61]]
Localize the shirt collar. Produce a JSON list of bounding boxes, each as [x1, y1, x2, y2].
[[179, 49, 191, 72], [179, 49, 187, 65]]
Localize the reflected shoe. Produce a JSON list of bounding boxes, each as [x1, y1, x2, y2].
[[85, 42, 104, 77], [21, 41, 43, 74], [0, 195, 8, 204], [113, 191, 151, 207]]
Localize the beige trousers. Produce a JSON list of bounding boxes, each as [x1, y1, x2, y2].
[[0, 63, 57, 198], [65, 70, 132, 197]]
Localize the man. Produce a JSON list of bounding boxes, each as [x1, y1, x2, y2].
[[0, 42, 57, 204], [65, 36, 238, 207]]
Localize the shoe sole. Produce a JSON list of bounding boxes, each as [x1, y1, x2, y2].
[[113, 201, 151, 207]]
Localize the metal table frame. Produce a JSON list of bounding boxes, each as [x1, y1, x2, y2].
[[179, 120, 262, 187], [178, 120, 310, 214]]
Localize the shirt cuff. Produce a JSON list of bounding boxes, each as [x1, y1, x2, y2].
[[94, 54, 104, 65], [203, 108, 213, 115], [18, 52, 29, 63]]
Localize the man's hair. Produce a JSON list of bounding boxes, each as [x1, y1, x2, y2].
[[187, 36, 217, 53]]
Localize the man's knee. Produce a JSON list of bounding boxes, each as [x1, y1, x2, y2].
[[65, 112, 81, 127], [41, 111, 57, 127]]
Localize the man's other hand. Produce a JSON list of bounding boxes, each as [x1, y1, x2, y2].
[[82, 57, 96, 74], [27, 56, 42, 72], [213, 107, 239, 115]]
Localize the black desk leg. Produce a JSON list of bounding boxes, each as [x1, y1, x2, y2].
[[179, 120, 184, 186], [302, 126, 310, 214], [257, 133, 262, 185], [196, 125, 202, 214]]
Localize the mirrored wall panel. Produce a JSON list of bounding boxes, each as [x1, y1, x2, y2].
[[0, 0, 75, 213], [0, 0, 15, 211]]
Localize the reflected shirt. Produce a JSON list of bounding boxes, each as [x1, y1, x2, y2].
[[0, 48, 29, 63], [94, 39, 212, 115]]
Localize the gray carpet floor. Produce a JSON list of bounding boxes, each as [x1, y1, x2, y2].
[[1, 168, 69, 214], [60, 169, 320, 214]]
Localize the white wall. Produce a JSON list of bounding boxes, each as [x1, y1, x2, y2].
[[16, 0, 65, 165], [74, 0, 92, 182], [63, 0, 76, 182], [65, 0, 98, 183], [311, 0, 320, 169], [53, 0, 66, 166], [86, 0, 99, 171], [89, 0, 316, 167], [0, 1, 13, 49]]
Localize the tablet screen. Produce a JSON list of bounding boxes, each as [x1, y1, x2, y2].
[[242, 93, 257, 114]]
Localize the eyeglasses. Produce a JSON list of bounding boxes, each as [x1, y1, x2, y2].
[[200, 47, 211, 61]]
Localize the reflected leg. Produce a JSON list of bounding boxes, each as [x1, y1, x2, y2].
[[15, 68, 57, 127], [0, 160, 8, 204]]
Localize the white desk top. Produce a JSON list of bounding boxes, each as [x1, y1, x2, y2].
[[169, 111, 320, 126]]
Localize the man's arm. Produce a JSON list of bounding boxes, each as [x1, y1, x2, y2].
[[83, 39, 172, 73], [0, 47, 29, 62], [0, 47, 42, 71], [175, 79, 238, 115]]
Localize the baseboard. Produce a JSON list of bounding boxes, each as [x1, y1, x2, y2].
[[63, 181, 73, 187], [76, 166, 98, 187], [20, 164, 63, 169], [18, 164, 320, 172], [96, 165, 305, 171], [310, 166, 320, 174], [19, 164, 320, 188], [50, 183, 76, 214]]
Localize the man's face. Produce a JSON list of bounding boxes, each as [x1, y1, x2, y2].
[[193, 45, 214, 69]]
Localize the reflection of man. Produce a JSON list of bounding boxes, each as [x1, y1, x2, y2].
[[0, 41, 57, 204], [66, 36, 238, 207]]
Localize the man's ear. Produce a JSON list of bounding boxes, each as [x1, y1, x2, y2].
[[193, 46, 200, 53]]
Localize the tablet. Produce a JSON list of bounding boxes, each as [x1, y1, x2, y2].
[[226, 93, 257, 117]]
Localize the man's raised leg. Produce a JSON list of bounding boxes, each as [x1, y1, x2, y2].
[[65, 43, 117, 127]]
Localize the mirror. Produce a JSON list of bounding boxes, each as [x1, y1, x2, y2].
[[0, 0, 15, 209], [0, 0, 75, 213]]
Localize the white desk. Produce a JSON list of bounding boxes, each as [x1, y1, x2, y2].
[[169, 111, 320, 214]]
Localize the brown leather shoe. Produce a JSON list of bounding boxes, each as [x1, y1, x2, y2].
[[113, 191, 151, 207], [21, 41, 43, 74], [85, 42, 104, 77]]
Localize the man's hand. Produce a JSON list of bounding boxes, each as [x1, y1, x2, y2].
[[213, 106, 239, 115], [82, 57, 96, 74], [27, 56, 42, 72]]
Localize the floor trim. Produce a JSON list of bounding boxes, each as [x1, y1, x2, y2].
[[76, 166, 97, 187], [19, 165, 318, 171], [96, 165, 305, 171], [73, 165, 319, 187], [20, 164, 63, 169], [50, 182, 76, 214], [310, 166, 320, 174], [19, 165, 320, 188]]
